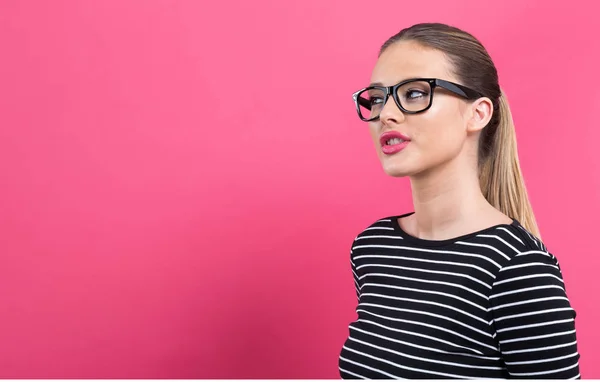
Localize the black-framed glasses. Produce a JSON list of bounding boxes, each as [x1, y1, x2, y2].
[[352, 78, 483, 122]]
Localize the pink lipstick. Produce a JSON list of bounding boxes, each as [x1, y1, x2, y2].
[[380, 131, 410, 155]]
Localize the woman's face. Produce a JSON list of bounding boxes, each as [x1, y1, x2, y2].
[[368, 41, 477, 178]]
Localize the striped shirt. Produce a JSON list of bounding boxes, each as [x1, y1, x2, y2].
[[339, 213, 580, 379]]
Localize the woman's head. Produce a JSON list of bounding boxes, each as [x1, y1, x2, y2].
[[353, 23, 540, 237]]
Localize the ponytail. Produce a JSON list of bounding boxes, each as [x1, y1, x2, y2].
[[479, 89, 541, 238]]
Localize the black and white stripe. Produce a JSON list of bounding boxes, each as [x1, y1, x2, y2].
[[339, 214, 580, 379]]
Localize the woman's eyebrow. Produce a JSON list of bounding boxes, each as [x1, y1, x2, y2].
[[368, 78, 419, 87]]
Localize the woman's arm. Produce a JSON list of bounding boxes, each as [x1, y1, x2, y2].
[[490, 250, 580, 379]]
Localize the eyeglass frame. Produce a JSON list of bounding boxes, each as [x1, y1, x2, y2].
[[352, 78, 484, 122]]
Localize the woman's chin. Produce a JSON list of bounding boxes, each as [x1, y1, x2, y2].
[[381, 161, 412, 178]]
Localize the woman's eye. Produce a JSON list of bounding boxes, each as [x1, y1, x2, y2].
[[370, 97, 384, 106], [405, 90, 427, 99]]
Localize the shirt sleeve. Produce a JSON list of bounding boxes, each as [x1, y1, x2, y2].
[[490, 250, 580, 379], [350, 240, 361, 302]]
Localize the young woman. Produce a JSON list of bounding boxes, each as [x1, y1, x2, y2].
[[339, 23, 580, 379]]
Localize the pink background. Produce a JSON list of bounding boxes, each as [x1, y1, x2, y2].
[[0, 0, 598, 378]]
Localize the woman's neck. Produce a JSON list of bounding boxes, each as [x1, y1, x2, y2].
[[405, 159, 503, 241]]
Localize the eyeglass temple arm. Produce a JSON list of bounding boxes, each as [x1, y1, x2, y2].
[[436, 79, 481, 99], [357, 96, 371, 110]]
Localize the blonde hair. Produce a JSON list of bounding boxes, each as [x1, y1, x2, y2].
[[479, 90, 540, 238], [380, 23, 541, 238]]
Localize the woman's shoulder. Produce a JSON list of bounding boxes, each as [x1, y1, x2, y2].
[[495, 220, 566, 274], [353, 215, 403, 237], [507, 219, 549, 253]]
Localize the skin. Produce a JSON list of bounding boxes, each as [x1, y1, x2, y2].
[[368, 41, 512, 240]]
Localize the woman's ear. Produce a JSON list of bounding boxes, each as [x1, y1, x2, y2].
[[467, 97, 494, 133]]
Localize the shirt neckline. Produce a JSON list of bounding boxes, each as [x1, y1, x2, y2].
[[390, 211, 520, 247]]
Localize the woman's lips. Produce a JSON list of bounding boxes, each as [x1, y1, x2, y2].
[[382, 140, 410, 154], [380, 131, 411, 155]]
